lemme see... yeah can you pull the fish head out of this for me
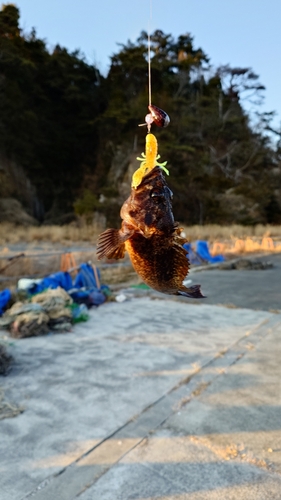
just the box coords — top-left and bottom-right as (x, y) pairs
(121, 166), (175, 234)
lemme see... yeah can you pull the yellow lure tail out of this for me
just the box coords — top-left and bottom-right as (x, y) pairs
(132, 133), (168, 189)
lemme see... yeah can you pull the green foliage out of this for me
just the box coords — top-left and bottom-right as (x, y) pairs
(0, 5), (280, 225)
(73, 190), (99, 216)
(0, 4), (104, 217)
(99, 29), (279, 225)
(0, 4), (20, 37)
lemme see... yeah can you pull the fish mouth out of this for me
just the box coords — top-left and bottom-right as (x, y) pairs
(135, 166), (166, 189)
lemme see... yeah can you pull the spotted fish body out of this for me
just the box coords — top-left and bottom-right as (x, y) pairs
(96, 166), (204, 299)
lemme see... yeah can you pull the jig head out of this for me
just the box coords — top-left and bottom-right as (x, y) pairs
(139, 104), (170, 132)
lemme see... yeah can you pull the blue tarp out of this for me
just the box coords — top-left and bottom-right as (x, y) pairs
(74, 263), (101, 289)
(196, 240), (225, 263)
(0, 289), (11, 316)
(71, 263), (109, 306)
(28, 271), (73, 295)
(70, 289), (106, 307)
(23, 264), (109, 307)
(183, 243), (204, 265)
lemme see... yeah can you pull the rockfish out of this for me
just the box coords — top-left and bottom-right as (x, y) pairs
(96, 165), (204, 299)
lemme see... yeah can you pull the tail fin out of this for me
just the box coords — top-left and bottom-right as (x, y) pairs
(178, 284), (206, 299)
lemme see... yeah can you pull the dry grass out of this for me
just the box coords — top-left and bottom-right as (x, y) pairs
(181, 224), (281, 242)
(181, 224), (281, 256)
(0, 222), (280, 247)
(0, 222), (104, 246)
(0, 222), (280, 290)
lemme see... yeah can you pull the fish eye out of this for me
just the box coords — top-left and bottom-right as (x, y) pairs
(151, 190), (165, 199)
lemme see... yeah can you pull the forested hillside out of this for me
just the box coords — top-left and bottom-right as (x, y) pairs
(0, 4), (281, 226)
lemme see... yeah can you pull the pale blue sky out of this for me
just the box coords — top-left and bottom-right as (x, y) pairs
(14, 0), (281, 131)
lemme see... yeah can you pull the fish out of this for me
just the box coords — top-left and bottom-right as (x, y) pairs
(96, 165), (205, 299)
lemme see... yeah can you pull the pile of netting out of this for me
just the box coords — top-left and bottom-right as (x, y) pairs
(0, 263), (111, 338)
(0, 287), (80, 338)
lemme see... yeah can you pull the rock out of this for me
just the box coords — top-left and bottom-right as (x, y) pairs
(218, 259), (273, 270)
(0, 345), (12, 375)
(0, 198), (38, 225)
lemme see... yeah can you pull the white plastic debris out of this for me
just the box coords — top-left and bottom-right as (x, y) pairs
(115, 293), (128, 303)
(183, 278), (192, 286)
(17, 278), (42, 290)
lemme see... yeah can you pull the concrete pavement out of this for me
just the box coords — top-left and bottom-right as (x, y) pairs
(188, 253), (281, 311)
(0, 255), (281, 499)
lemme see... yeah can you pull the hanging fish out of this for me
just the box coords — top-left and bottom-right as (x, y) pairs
(96, 133), (204, 299)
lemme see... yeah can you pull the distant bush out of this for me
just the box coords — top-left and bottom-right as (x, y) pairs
(74, 190), (100, 216)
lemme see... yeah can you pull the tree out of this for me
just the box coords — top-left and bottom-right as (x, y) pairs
(98, 30), (279, 225)
(0, 7), (279, 225)
(0, 4), (104, 217)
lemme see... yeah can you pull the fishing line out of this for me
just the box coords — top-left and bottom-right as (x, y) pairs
(148, 31), (151, 107)
(139, 0), (170, 132)
(148, 0), (152, 106)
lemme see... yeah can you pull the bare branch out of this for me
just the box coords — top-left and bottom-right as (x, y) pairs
(265, 126), (281, 137)
(209, 141), (237, 177)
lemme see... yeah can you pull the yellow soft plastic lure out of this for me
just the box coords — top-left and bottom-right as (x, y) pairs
(132, 133), (169, 189)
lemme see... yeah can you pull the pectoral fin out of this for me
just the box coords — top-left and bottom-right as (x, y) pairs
(96, 227), (133, 260)
(178, 284), (206, 299)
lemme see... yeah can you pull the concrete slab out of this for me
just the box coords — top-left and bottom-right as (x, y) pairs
(0, 298), (276, 500)
(188, 253), (281, 311)
(78, 318), (281, 500)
